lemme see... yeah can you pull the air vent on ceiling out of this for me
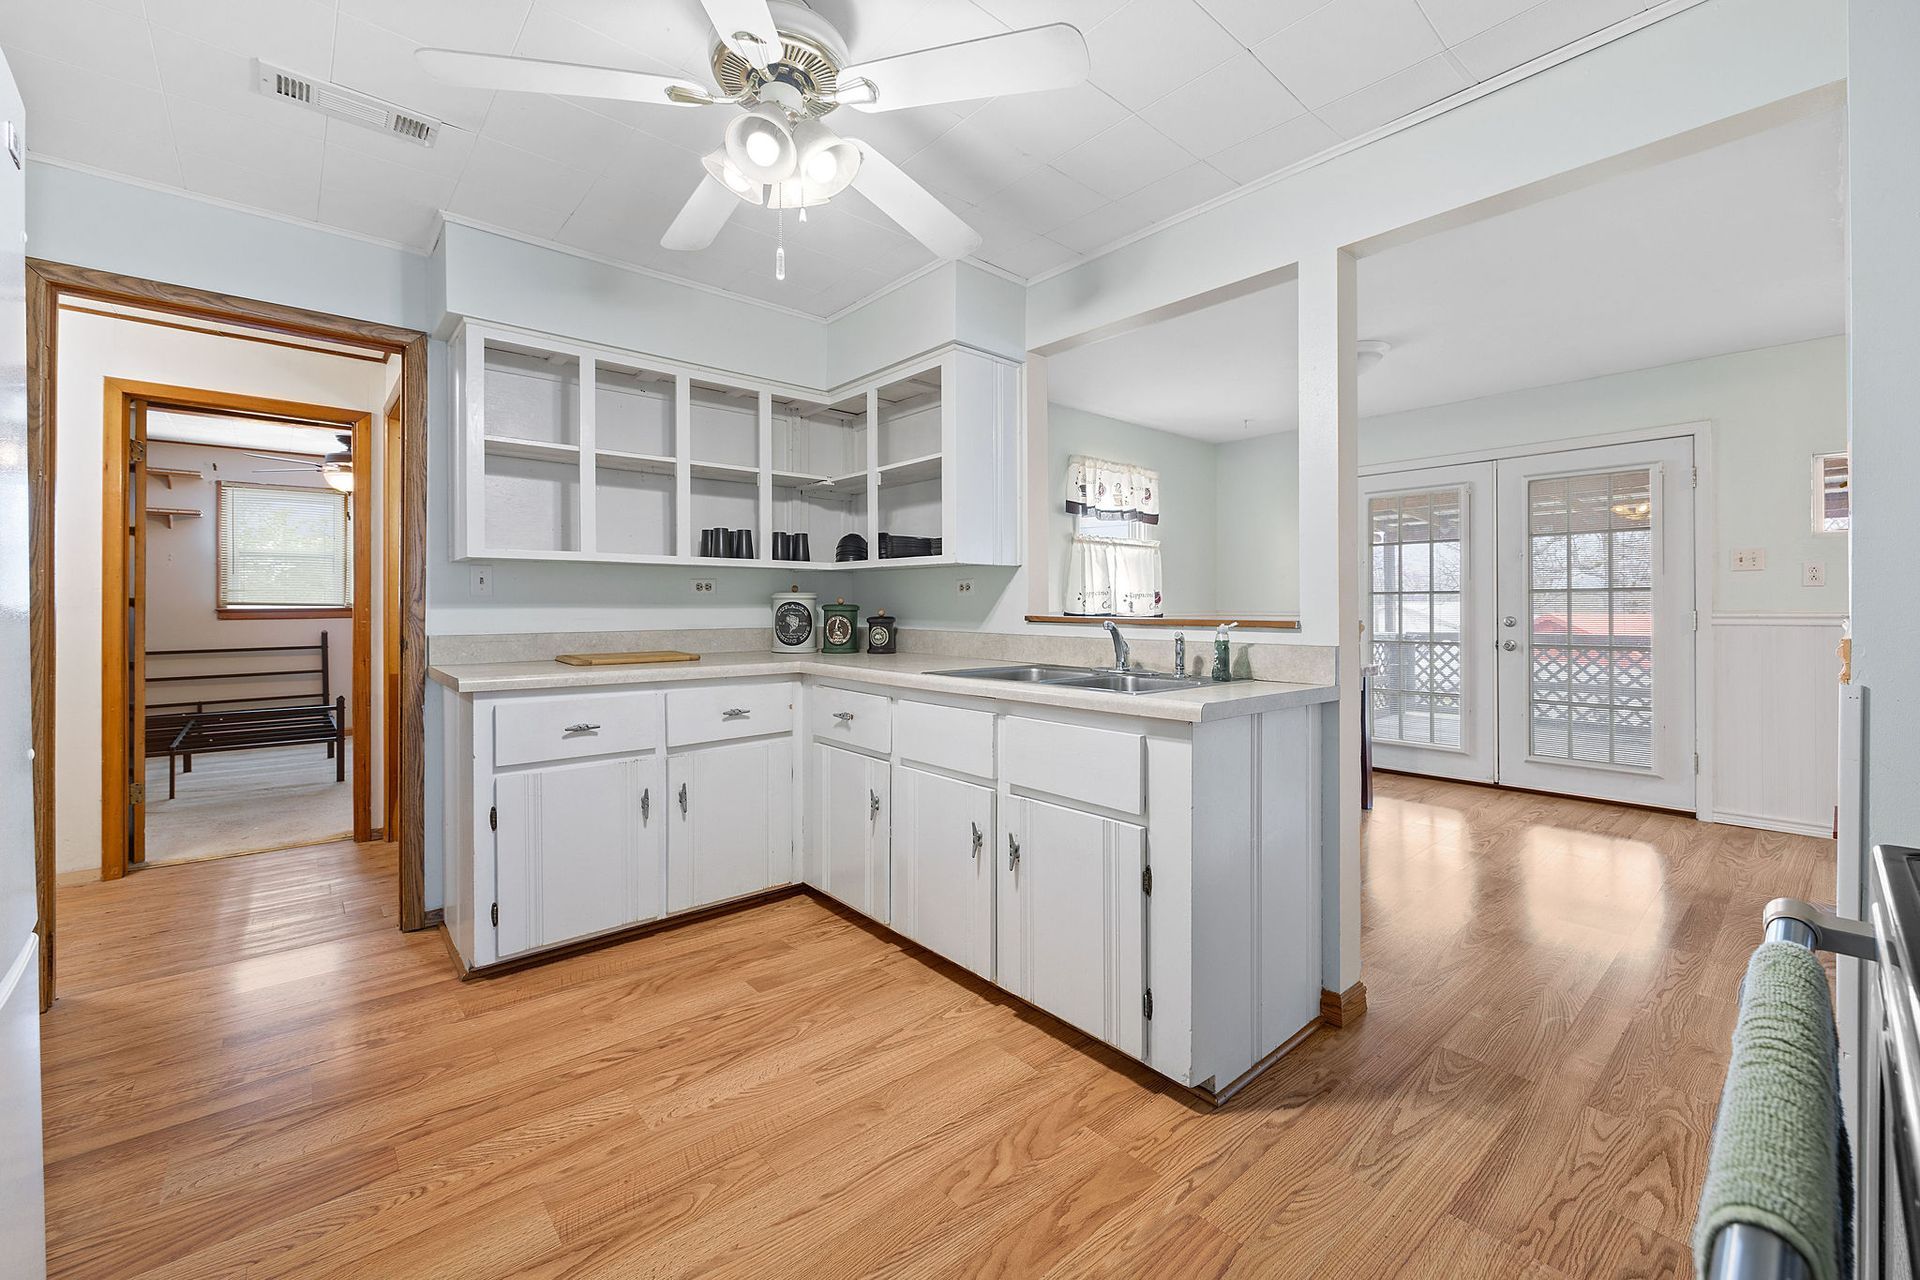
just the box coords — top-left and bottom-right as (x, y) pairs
(254, 59), (440, 148)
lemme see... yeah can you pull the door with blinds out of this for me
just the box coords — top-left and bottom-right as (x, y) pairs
(1364, 437), (1698, 811)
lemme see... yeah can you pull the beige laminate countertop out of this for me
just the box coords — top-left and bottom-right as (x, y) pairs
(427, 651), (1337, 724)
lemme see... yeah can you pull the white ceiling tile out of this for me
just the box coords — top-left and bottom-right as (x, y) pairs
(5, 47), (169, 137)
(529, 0), (714, 79)
(976, 234), (1079, 278)
(898, 118), (1042, 207)
(332, 14), (496, 132)
(813, 267), (899, 318)
(975, 165), (1107, 234)
(1451, 0), (1646, 81)
(1050, 116), (1194, 201)
(166, 95), (327, 186)
(1194, 0), (1335, 46)
(447, 135), (598, 238)
(556, 173), (683, 264)
(1139, 51), (1305, 159)
(23, 109), (181, 188)
(478, 92), (641, 177)
(807, 1), (1009, 65)
(957, 83), (1129, 166)
(0, 0), (160, 90)
(1313, 52), (1468, 138)
(337, 0), (535, 54)
(969, 0), (1131, 32)
(1253, 0), (1444, 107)
(323, 114), (477, 181)
(142, 0), (338, 74)
(831, 103), (964, 166)
(1206, 111), (1340, 182)
(1122, 160), (1236, 222)
(1412, 0), (1536, 44)
(147, 27), (327, 140)
(177, 146), (323, 222)
(317, 180), (443, 247)
(1046, 200), (1151, 253)
(1085, 0), (1242, 111)
(322, 128), (468, 206)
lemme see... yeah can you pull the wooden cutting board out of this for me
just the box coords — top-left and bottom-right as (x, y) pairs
(555, 651), (701, 666)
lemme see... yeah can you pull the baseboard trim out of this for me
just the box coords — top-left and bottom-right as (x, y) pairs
(1714, 810), (1835, 839)
(1320, 981), (1367, 1028)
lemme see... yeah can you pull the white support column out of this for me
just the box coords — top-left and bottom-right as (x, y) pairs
(1297, 247), (1362, 999)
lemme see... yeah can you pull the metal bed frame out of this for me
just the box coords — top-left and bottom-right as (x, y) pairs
(143, 632), (346, 800)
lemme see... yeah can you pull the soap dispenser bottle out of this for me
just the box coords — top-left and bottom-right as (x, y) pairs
(1211, 621), (1238, 682)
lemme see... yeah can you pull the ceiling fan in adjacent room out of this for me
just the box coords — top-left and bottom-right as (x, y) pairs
(417, 0), (1090, 276)
(248, 433), (355, 493)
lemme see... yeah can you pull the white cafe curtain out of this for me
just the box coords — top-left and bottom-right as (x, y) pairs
(1062, 455), (1160, 524)
(1064, 535), (1164, 617)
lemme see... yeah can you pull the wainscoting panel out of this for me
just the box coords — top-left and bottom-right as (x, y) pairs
(1712, 613), (1844, 837)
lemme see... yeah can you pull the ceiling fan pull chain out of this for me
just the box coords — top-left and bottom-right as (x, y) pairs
(775, 208), (786, 282)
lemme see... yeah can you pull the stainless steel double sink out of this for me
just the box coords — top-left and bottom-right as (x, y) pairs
(933, 664), (1209, 695)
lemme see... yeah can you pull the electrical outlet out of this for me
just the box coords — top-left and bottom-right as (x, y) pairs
(1731, 548), (1765, 572)
(691, 578), (716, 594)
(957, 578), (974, 595)
(468, 564), (493, 597)
(1802, 561), (1826, 587)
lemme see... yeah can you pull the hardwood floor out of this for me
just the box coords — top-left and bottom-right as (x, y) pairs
(40, 774), (1836, 1278)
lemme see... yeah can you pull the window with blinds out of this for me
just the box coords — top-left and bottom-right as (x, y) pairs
(1814, 452), (1849, 533)
(216, 482), (352, 611)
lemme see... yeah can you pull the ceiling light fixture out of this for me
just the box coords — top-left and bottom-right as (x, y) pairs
(723, 102), (797, 184)
(702, 150), (763, 202)
(322, 461), (355, 494)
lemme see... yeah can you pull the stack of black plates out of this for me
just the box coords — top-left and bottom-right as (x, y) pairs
(878, 533), (940, 559)
(835, 533), (868, 562)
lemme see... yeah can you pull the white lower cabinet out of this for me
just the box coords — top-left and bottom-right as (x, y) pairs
(494, 755), (663, 959)
(812, 742), (890, 923)
(667, 737), (793, 913)
(890, 767), (994, 978)
(998, 794), (1148, 1060)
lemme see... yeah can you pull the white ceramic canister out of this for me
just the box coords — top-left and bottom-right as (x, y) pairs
(771, 589), (818, 654)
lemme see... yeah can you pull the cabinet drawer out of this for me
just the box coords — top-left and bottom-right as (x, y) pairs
(811, 685), (891, 755)
(1001, 717), (1144, 815)
(897, 700), (994, 778)
(666, 681), (795, 748)
(493, 691), (659, 767)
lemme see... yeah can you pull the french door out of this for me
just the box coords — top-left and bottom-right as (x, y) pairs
(1364, 437), (1697, 811)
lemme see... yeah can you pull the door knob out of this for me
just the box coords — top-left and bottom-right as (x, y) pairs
(1501, 639), (1518, 652)
(1503, 615), (1518, 628)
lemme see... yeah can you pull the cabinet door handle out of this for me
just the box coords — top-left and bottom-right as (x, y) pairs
(1008, 834), (1021, 870)
(869, 790), (881, 821)
(641, 788), (650, 823)
(971, 822), (983, 858)
(722, 707), (750, 720)
(834, 711), (855, 723)
(564, 722), (600, 734)
(678, 782), (688, 815)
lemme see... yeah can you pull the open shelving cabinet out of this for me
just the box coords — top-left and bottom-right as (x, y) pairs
(453, 322), (1019, 570)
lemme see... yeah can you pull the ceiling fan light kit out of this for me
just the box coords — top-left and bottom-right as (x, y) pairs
(418, 0), (1090, 279)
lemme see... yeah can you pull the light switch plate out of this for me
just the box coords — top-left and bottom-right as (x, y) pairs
(468, 563), (493, 597)
(1802, 562), (1826, 587)
(1731, 548), (1765, 572)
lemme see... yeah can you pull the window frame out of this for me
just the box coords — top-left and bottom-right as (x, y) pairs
(1813, 451), (1850, 535)
(214, 480), (354, 620)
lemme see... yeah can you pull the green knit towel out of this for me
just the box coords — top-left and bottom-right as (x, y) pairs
(1693, 940), (1845, 1280)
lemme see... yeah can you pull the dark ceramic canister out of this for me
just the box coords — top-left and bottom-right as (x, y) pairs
(821, 598), (860, 654)
(865, 611), (897, 655)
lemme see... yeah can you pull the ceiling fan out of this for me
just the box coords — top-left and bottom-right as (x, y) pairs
(248, 433), (355, 493)
(417, 0), (1091, 275)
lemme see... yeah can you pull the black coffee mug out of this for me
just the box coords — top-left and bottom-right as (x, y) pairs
(698, 528), (715, 557)
(735, 529), (754, 560)
(773, 532), (792, 561)
(794, 533), (810, 561)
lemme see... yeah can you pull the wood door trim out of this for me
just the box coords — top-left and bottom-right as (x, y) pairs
(351, 411), (373, 843)
(57, 303), (391, 364)
(30, 258), (432, 1012)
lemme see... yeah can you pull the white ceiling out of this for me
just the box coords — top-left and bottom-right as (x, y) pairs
(1046, 104), (1848, 441)
(147, 411), (343, 455)
(0, 0), (1676, 318)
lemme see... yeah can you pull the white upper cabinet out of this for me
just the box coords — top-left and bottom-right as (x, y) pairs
(452, 322), (1018, 569)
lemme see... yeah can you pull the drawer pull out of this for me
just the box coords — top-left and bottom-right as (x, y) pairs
(834, 711), (855, 723)
(722, 707), (751, 720)
(971, 822), (983, 858)
(1008, 834), (1021, 870)
(678, 782), (688, 816)
(564, 722), (601, 734)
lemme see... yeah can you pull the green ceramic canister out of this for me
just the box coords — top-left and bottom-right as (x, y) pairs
(821, 598), (860, 654)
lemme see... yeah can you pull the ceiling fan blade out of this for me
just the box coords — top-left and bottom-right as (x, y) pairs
(848, 141), (980, 260)
(415, 49), (713, 106)
(251, 468), (323, 474)
(242, 451), (322, 464)
(838, 24), (1090, 113)
(662, 175), (741, 251)
(699, 0), (781, 71)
